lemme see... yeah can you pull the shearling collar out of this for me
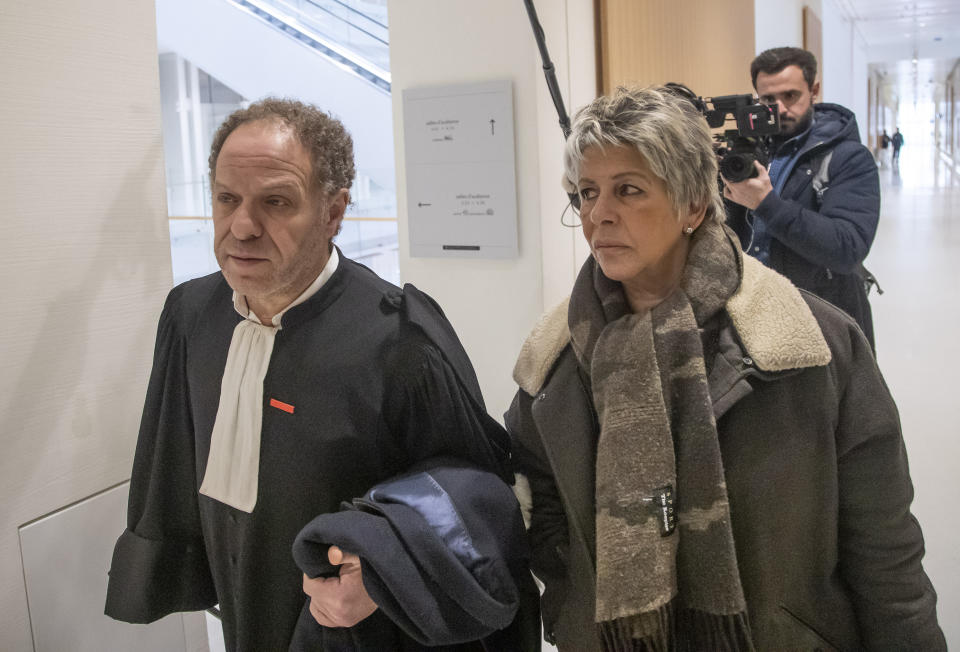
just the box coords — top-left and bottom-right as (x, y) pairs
(513, 256), (832, 396)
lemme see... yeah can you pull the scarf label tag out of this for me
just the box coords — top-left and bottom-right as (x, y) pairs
(648, 485), (676, 536)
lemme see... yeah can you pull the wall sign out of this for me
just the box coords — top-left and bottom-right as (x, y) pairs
(402, 80), (518, 258)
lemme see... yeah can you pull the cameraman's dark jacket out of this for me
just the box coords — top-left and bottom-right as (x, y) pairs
(726, 102), (880, 347)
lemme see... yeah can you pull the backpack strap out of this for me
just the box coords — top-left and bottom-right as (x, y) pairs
(811, 150), (833, 205)
(810, 149), (883, 296)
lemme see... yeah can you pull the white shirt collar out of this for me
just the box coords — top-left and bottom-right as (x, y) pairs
(231, 247), (340, 327)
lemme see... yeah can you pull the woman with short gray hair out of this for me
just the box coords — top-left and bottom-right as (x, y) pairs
(507, 85), (944, 651)
(563, 86), (724, 230)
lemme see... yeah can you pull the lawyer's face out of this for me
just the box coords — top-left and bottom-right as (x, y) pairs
(212, 120), (346, 318)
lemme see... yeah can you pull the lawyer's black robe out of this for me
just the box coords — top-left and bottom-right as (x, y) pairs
(105, 255), (513, 652)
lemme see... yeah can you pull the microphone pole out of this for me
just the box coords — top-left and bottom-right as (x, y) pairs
(523, 0), (572, 139)
(523, 0), (579, 210)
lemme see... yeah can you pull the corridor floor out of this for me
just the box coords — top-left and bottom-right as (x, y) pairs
(869, 142), (959, 644)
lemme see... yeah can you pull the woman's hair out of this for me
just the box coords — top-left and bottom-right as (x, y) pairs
(563, 85), (723, 224)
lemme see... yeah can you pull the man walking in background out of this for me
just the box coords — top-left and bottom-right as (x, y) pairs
(892, 127), (905, 162)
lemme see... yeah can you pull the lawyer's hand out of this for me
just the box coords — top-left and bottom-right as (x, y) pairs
(302, 546), (377, 628)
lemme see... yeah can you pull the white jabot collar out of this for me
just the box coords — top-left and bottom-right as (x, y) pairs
(231, 247), (340, 327)
(200, 248), (340, 512)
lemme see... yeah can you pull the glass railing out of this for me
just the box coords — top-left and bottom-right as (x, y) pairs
(281, 0), (388, 65)
(160, 4), (398, 287)
(227, 0), (390, 90)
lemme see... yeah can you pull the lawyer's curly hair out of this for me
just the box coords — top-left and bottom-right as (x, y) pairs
(208, 97), (355, 197)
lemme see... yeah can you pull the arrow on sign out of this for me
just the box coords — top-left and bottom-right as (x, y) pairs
(418, 202), (432, 207)
(490, 119), (495, 135)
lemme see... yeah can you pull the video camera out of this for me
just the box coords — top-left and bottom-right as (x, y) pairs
(702, 94), (781, 182)
(664, 84), (781, 182)
(523, 0), (781, 212)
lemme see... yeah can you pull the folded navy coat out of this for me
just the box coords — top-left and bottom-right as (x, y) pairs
(290, 462), (541, 651)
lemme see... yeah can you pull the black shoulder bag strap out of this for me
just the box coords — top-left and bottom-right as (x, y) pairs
(812, 150), (884, 295)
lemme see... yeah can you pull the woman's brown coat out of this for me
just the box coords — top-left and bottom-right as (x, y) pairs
(506, 256), (944, 651)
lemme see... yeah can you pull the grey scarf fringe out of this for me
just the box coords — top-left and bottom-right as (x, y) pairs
(597, 601), (756, 652)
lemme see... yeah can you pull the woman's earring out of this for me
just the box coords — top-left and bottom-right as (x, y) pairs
(683, 225), (694, 235)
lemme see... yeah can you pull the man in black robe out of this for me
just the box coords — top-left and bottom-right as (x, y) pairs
(104, 99), (536, 651)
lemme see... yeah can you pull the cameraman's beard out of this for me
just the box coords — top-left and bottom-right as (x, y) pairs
(777, 105), (815, 141)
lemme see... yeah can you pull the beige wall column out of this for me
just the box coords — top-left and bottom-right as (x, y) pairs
(0, 0), (174, 648)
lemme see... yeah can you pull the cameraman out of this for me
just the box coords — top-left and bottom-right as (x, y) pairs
(723, 47), (880, 349)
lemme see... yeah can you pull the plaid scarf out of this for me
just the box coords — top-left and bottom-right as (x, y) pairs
(568, 220), (755, 652)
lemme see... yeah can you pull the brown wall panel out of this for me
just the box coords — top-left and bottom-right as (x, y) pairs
(802, 6), (823, 92)
(598, 0), (756, 99)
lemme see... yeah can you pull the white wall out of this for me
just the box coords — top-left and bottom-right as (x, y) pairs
(820, 0), (869, 142)
(388, 0), (595, 419)
(531, 1), (597, 310)
(753, 0), (869, 142)
(0, 0), (178, 649)
(754, 0), (808, 58)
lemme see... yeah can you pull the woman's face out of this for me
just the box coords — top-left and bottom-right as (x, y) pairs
(577, 145), (703, 296)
